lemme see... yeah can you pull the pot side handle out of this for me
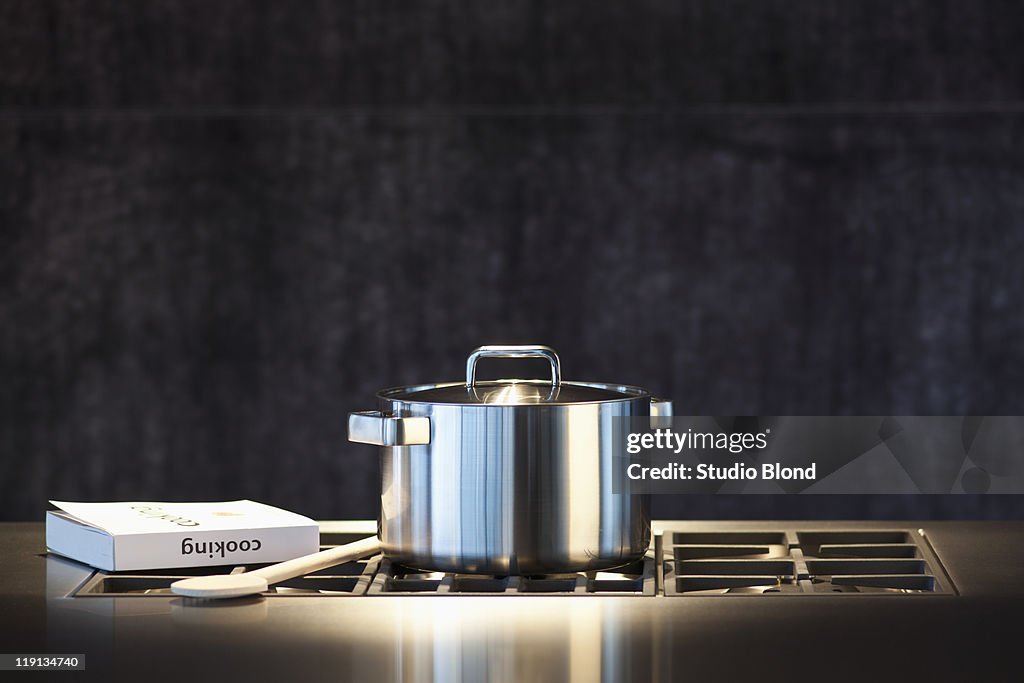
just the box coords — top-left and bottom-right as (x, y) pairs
(651, 397), (673, 428)
(348, 411), (431, 446)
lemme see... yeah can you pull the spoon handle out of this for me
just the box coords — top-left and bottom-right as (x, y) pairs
(248, 536), (381, 585)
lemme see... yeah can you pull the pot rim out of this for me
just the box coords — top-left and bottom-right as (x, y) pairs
(376, 379), (654, 407)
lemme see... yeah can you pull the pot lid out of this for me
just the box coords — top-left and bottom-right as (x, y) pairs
(383, 380), (645, 405)
(377, 345), (649, 406)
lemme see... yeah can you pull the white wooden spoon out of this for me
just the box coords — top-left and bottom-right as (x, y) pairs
(171, 535), (381, 599)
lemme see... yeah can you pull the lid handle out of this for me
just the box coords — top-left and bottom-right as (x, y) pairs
(466, 345), (561, 387)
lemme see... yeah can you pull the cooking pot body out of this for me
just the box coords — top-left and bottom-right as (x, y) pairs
(376, 394), (651, 575)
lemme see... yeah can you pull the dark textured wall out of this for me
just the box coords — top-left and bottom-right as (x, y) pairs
(2, 1), (1024, 521)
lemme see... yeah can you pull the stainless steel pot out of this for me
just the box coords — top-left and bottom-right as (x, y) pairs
(348, 345), (672, 575)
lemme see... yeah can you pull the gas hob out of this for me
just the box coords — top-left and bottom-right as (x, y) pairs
(66, 521), (955, 598)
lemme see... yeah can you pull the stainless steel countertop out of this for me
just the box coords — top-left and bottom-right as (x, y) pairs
(3, 520), (1023, 682)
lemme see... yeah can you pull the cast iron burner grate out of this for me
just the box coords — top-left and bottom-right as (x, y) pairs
(68, 527), (954, 598)
(367, 556), (655, 595)
(661, 529), (954, 595)
(72, 541), (655, 597)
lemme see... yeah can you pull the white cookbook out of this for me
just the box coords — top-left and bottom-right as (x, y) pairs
(46, 500), (320, 571)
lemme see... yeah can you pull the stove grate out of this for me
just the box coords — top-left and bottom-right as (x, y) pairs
(67, 527), (955, 598)
(661, 528), (954, 596)
(366, 557), (655, 595)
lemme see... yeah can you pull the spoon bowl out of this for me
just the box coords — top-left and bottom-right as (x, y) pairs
(171, 574), (270, 599)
